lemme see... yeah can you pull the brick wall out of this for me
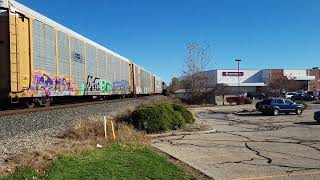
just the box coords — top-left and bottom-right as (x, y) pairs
(271, 69), (283, 80)
(308, 69), (320, 92)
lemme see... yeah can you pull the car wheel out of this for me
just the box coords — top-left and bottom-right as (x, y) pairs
(273, 109), (280, 116)
(255, 102), (261, 110)
(296, 108), (303, 115)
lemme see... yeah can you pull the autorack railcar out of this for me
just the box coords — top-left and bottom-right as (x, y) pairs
(0, 0), (163, 107)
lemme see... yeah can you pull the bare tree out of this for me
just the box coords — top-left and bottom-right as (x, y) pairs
(265, 76), (303, 96)
(215, 84), (230, 105)
(182, 42), (213, 103)
(168, 77), (182, 94)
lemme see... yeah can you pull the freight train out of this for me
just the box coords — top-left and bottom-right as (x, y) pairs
(0, 0), (165, 108)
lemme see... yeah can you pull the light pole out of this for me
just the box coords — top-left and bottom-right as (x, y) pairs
(235, 59), (242, 98)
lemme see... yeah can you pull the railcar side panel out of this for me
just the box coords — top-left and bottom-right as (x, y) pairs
(151, 75), (155, 94)
(111, 57), (129, 95)
(83, 44), (98, 95)
(140, 69), (151, 94)
(0, 9), (10, 99)
(56, 31), (73, 96)
(155, 76), (162, 94)
(30, 19), (56, 97)
(70, 36), (85, 96)
(97, 49), (111, 95)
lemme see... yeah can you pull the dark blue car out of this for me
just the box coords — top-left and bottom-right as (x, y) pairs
(256, 98), (304, 116)
(315, 111), (320, 123)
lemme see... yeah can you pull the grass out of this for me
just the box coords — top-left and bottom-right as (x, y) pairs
(2, 144), (195, 180)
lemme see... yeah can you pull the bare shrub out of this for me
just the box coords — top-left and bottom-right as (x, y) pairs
(60, 116), (147, 144)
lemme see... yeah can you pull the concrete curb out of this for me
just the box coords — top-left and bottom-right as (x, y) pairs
(147, 129), (217, 138)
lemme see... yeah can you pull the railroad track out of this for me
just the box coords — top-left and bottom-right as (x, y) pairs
(0, 96), (150, 117)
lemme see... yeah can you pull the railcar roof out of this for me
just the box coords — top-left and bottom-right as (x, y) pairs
(9, 0), (131, 63)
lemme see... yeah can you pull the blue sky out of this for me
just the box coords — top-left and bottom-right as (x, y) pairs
(18, 0), (320, 83)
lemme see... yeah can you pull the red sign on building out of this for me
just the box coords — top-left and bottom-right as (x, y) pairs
(222, 72), (244, 76)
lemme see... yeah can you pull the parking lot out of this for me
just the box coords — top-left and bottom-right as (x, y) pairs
(152, 103), (320, 180)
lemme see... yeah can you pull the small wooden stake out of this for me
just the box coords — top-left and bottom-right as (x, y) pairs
(110, 120), (116, 140)
(104, 116), (107, 139)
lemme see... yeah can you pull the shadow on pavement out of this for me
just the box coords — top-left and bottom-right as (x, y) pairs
(294, 121), (320, 125)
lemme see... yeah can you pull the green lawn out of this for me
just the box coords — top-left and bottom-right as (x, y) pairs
(2, 144), (195, 180)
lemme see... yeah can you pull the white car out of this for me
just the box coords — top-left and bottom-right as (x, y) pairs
(285, 92), (297, 99)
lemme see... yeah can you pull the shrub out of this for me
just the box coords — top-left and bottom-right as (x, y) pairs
(171, 111), (185, 130)
(171, 103), (195, 123)
(126, 102), (194, 133)
(244, 97), (253, 104)
(295, 101), (308, 110)
(226, 96), (245, 105)
(128, 104), (172, 133)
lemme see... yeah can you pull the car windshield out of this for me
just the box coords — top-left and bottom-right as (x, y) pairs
(288, 93), (296, 95)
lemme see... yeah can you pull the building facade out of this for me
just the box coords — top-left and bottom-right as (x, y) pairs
(206, 69), (320, 94)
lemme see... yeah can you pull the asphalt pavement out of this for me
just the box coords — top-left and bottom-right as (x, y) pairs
(152, 104), (320, 180)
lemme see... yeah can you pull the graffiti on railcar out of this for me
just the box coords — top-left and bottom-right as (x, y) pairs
(82, 75), (100, 95)
(100, 80), (112, 95)
(25, 70), (77, 97)
(82, 75), (113, 95)
(112, 80), (129, 94)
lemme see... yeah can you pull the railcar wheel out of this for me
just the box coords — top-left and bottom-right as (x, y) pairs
(25, 99), (35, 108)
(39, 97), (51, 107)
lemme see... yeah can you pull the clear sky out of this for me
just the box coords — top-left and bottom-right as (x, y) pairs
(17, 0), (320, 83)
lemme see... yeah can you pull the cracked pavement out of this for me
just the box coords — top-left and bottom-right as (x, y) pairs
(151, 104), (320, 180)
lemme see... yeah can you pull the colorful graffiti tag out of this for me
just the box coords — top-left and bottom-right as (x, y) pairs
(112, 80), (129, 94)
(100, 80), (112, 95)
(21, 71), (129, 97)
(82, 75), (113, 95)
(26, 70), (78, 97)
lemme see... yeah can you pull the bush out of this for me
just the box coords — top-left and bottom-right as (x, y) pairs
(226, 96), (245, 105)
(295, 101), (308, 110)
(128, 104), (171, 133)
(171, 103), (195, 123)
(244, 97), (253, 104)
(171, 111), (185, 130)
(126, 103), (194, 133)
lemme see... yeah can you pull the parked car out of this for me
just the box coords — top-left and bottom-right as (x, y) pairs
(247, 92), (267, 100)
(256, 98), (304, 116)
(314, 111), (320, 123)
(285, 92), (297, 99)
(291, 93), (315, 101)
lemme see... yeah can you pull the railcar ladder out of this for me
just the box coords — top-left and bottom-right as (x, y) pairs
(9, 14), (20, 102)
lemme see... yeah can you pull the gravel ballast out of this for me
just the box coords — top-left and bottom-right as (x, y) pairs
(0, 96), (166, 173)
